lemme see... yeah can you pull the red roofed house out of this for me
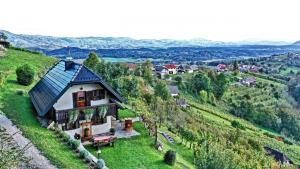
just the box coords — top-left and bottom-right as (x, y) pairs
(164, 64), (177, 74)
(125, 63), (137, 71)
(216, 64), (227, 72)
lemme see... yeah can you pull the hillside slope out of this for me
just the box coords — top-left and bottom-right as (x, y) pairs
(0, 49), (91, 168)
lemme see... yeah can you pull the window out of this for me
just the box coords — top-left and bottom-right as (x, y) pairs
(92, 89), (105, 100)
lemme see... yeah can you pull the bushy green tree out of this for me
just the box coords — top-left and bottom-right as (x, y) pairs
(191, 73), (211, 93)
(174, 76), (183, 85)
(213, 73), (229, 99)
(154, 80), (171, 100)
(141, 60), (154, 85)
(164, 150), (176, 166)
(83, 52), (100, 71)
(16, 64), (35, 86)
(199, 90), (208, 103)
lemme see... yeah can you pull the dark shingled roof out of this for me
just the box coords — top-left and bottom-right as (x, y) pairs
(168, 85), (179, 95)
(29, 60), (125, 117)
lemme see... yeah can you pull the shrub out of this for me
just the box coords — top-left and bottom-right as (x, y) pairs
(71, 140), (80, 150)
(283, 139), (293, 145)
(16, 89), (24, 95)
(79, 149), (88, 159)
(62, 133), (70, 142)
(96, 159), (106, 169)
(164, 150), (176, 166)
(248, 139), (262, 151)
(263, 132), (275, 138)
(58, 130), (65, 138)
(231, 120), (245, 130)
(16, 64), (35, 86)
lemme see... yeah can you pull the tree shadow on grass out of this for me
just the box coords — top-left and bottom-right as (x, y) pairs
(6, 79), (19, 85)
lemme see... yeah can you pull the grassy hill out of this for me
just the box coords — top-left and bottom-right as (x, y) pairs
(0, 48), (91, 168)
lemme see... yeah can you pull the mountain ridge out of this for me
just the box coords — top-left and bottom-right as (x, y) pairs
(0, 30), (294, 50)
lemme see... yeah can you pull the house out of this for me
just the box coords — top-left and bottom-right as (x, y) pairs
(177, 65), (193, 74)
(264, 146), (294, 165)
(155, 66), (168, 78)
(190, 65), (199, 71)
(164, 64), (177, 74)
(29, 60), (125, 140)
(216, 64), (227, 72)
(124, 63), (136, 71)
(168, 85), (179, 97)
(242, 77), (256, 86)
(176, 99), (188, 108)
(249, 66), (260, 73)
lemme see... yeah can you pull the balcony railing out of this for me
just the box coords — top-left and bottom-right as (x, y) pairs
(55, 103), (117, 124)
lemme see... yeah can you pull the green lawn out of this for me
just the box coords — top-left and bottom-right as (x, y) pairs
(86, 122), (177, 169)
(118, 108), (137, 119)
(0, 49), (88, 169)
(86, 122), (193, 169)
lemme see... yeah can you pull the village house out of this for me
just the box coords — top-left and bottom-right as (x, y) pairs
(164, 64), (177, 74)
(176, 99), (188, 108)
(168, 85), (179, 97)
(190, 64), (199, 71)
(239, 64), (260, 73)
(155, 65), (169, 78)
(29, 60), (125, 140)
(242, 77), (256, 86)
(124, 63), (136, 71)
(216, 64), (227, 72)
(177, 65), (193, 74)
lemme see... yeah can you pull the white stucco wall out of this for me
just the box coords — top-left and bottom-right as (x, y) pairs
(53, 83), (109, 111)
(64, 116), (112, 136)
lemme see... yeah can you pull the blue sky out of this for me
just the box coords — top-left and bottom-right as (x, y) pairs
(0, 0), (299, 42)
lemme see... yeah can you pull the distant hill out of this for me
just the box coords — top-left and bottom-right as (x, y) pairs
(293, 41), (300, 46)
(1, 30), (300, 62)
(0, 30), (293, 50)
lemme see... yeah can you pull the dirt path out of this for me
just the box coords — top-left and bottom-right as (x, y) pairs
(0, 113), (57, 169)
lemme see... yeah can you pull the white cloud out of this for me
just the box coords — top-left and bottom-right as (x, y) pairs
(0, 0), (299, 41)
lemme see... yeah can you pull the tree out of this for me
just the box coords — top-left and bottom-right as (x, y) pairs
(191, 73), (211, 94)
(164, 150), (176, 166)
(134, 65), (143, 76)
(141, 60), (154, 85)
(83, 52), (100, 71)
(213, 73), (229, 99)
(149, 97), (166, 144)
(154, 80), (171, 100)
(16, 64), (35, 86)
(233, 60), (239, 72)
(174, 76), (183, 85)
(199, 90), (208, 103)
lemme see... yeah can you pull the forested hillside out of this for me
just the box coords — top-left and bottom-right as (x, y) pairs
(1, 48), (300, 168)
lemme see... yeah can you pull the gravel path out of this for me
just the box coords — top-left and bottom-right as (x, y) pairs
(0, 114), (57, 169)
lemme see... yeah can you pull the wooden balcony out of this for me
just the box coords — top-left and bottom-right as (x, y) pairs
(55, 103), (117, 124)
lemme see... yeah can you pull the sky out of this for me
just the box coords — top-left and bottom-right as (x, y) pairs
(0, 0), (300, 42)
